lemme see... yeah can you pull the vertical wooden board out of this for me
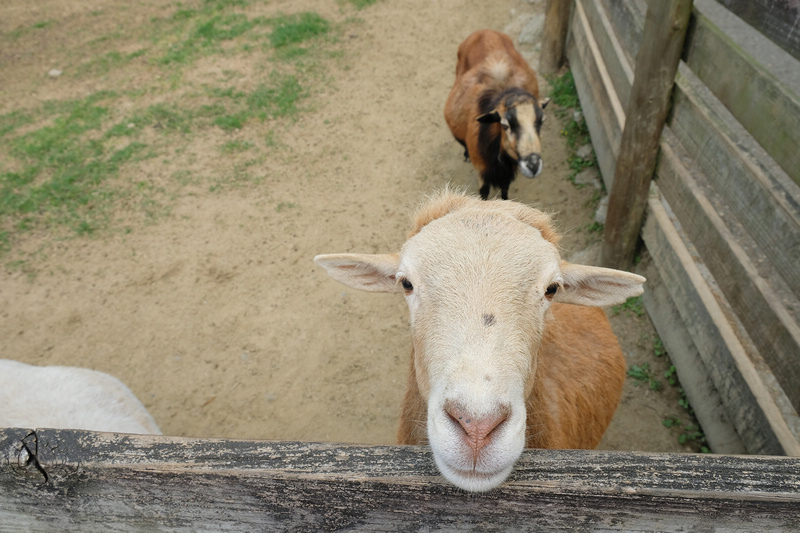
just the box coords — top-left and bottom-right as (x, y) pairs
(566, 0), (624, 189)
(580, 0), (634, 108)
(642, 193), (798, 456)
(539, 0), (573, 74)
(639, 260), (747, 454)
(600, 0), (692, 271)
(670, 64), (800, 301)
(656, 126), (800, 417)
(685, 1), (800, 186)
(597, 0), (646, 64)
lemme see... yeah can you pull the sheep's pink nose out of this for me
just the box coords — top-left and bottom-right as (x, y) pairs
(446, 403), (509, 455)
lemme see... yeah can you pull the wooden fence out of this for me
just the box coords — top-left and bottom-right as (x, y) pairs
(3, 3), (800, 530)
(549, 0), (800, 456)
(2, 428), (799, 531)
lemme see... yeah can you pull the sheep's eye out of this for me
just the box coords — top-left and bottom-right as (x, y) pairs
(400, 278), (414, 292)
(545, 283), (559, 300)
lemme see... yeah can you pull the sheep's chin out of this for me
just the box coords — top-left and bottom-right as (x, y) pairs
(432, 455), (515, 492)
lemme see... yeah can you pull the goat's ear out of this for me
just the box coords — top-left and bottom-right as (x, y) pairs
(554, 262), (645, 307)
(539, 97), (550, 110)
(314, 253), (402, 293)
(476, 111), (501, 124)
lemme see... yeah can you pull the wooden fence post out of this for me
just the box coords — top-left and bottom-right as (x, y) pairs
(540, 0), (574, 74)
(600, 0), (693, 270)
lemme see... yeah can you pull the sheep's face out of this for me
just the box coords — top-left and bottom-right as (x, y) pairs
(477, 94), (550, 179)
(396, 207), (559, 492)
(315, 192), (645, 492)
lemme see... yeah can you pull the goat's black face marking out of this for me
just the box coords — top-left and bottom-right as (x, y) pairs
(483, 313), (496, 327)
(534, 105), (544, 133)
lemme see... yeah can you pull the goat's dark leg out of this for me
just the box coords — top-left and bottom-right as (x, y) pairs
(501, 187), (509, 200)
(455, 138), (470, 162)
(479, 182), (491, 200)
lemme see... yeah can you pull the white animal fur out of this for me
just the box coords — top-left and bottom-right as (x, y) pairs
(0, 359), (161, 434)
(315, 190), (644, 492)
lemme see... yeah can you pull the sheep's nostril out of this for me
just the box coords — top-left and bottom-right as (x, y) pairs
(446, 403), (510, 454)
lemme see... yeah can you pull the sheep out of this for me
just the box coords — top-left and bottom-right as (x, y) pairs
(444, 29), (550, 200)
(0, 359), (161, 435)
(314, 190), (644, 492)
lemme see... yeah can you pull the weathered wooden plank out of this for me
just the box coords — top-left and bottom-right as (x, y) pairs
(2, 429), (800, 532)
(638, 258), (747, 455)
(539, 0), (573, 74)
(641, 190), (800, 456)
(657, 121), (800, 416)
(601, 0), (693, 270)
(715, 0), (800, 61)
(685, 0), (800, 186)
(597, 0), (646, 64)
(580, 0), (634, 109)
(565, 0), (624, 188)
(670, 62), (800, 299)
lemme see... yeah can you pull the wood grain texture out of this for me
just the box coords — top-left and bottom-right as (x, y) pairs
(641, 188), (800, 456)
(565, 0), (625, 189)
(600, 0), (692, 270)
(658, 112), (800, 417)
(686, 0), (800, 186)
(539, 0), (573, 74)
(670, 64), (800, 303)
(597, 0), (646, 63)
(2, 428), (800, 532)
(638, 258), (747, 455)
(581, 0), (634, 108)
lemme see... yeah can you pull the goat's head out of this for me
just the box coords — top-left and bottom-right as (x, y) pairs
(314, 191), (644, 492)
(477, 90), (550, 179)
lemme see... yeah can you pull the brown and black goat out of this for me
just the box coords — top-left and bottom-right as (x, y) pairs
(445, 29), (549, 200)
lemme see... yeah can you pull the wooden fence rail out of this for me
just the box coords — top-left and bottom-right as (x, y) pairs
(2, 428), (800, 532)
(553, 0), (800, 456)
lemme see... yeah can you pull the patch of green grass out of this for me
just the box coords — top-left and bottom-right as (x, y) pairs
(276, 201), (298, 212)
(214, 113), (247, 130)
(0, 110), (35, 138)
(548, 70), (580, 109)
(653, 337), (666, 357)
(0, 92), (152, 236)
(157, 11), (269, 65)
(76, 49), (148, 77)
(1, 3), (346, 260)
(347, 0), (379, 8)
(249, 73), (304, 119)
(650, 339), (711, 453)
(587, 221), (604, 234)
(269, 12), (329, 48)
(664, 364), (678, 387)
(220, 139), (253, 153)
(627, 362), (662, 391)
(663, 416), (709, 452)
(548, 70), (600, 188)
(612, 296), (645, 318)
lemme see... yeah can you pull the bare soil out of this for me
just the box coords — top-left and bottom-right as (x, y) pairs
(1, 0), (697, 452)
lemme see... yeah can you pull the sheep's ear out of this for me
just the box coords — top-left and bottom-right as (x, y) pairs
(554, 262), (645, 307)
(314, 253), (402, 293)
(476, 110), (501, 124)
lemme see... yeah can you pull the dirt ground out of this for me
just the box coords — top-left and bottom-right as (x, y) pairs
(1, 0), (697, 452)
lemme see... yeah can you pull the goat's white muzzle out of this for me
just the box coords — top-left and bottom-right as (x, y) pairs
(519, 154), (543, 179)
